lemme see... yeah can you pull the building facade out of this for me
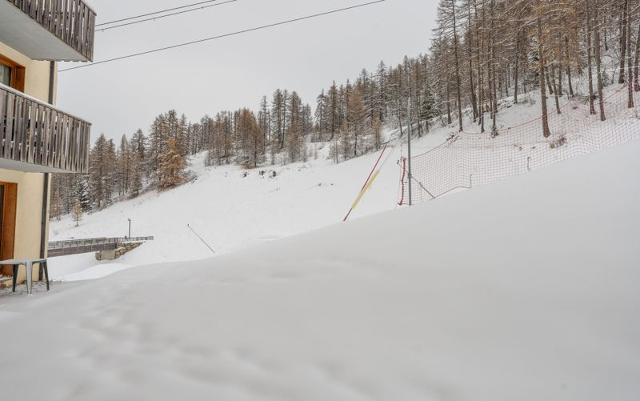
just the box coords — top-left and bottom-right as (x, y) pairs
(0, 0), (95, 282)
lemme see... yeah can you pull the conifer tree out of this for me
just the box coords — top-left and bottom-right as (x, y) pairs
(347, 88), (368, 157)
(72, 202), (83, 227)
(236, 109), (263, 168)
(53, 0), (639, 215)
(158, 137), (187, 189)
(117, 135), (131, 197)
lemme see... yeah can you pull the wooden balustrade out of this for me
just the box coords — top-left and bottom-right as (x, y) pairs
(0, 83), (90, 173)
(7, 0), (96, 61)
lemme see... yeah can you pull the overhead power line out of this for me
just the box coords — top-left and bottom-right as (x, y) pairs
(61, 0), (387, 72)
(97, 0), (238, 32)
(96, 0), (224, 27)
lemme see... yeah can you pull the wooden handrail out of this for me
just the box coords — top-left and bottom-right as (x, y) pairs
(0, 82), (91, 173)
(0, 82), (90, 124)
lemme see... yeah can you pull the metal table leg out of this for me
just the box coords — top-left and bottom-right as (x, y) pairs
(25, 261), (33, 295)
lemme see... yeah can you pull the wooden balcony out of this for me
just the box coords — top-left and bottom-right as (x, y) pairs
(0, 83), (90, 173)
(0, 0), (96, 62)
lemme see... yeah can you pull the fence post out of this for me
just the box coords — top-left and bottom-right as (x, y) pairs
(407, 98), (413, 206)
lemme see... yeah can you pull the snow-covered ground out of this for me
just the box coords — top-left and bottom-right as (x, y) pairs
(1, 135), (638, 401)
(47, 85), (640, 281)
(47, 126), (449, 281)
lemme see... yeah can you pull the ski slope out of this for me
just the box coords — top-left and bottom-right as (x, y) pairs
(48, 87), (639, 281)
(1, 134), (639, 401)
(47, 127), (449, 280)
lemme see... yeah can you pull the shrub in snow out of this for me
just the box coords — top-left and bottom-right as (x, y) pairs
(549, 136), (568, 149)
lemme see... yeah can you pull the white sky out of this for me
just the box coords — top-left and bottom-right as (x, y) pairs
(57, 0), (439, 141)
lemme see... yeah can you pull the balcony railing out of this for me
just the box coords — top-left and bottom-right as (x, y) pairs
(7, 0), (96, 61)
(0, 83), (90, 173)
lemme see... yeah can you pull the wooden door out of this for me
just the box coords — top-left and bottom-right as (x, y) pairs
(0, 183), (17, 275)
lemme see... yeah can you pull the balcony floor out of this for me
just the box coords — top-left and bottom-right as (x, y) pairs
(0, 157), (73, 173)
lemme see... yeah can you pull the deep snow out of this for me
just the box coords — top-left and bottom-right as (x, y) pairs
(0, 135), (638, 401)
(47, 126), (449, 281)
(47, 85), (640, 282)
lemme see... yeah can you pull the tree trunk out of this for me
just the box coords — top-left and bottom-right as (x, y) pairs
(490, 0), (497, 135)
(566, 66), (574, 97)
(514, 33), (520, 104)
(451, 0), (464, 132)
(397, 98), (404, 137)
(627, 0), (635, 108)
(604, 15), (609, 51)
(537, 13), (551, 138)
(468, 51), (478, 121)
(634, 22), (640, 91)
(619, 0), (628, 84)
(552, 64), (561, 114)
(565, 37), (575, 97)
(594, 0), (606, 121)
(506, 68), (510, 97)
(475, 0), (485, 133)
(586, 0), (596, 115)
(557, 36), (563, 98)
(446, 81), (452, 125)
(467, 9), (479, 121)
(545, 71), (554, 95)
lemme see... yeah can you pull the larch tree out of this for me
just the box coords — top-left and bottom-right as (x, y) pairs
(438, 0), (465, 132)
(54, 0), (640, 215)
(158, 137), (187, 190)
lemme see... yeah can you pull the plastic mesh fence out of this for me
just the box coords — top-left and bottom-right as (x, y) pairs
(399, 85), (640, 205)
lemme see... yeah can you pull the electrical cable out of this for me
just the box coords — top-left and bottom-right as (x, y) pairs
(97, 0), (238, 32)
(96, 0), (225, 27)
(60, 0), (387, 72)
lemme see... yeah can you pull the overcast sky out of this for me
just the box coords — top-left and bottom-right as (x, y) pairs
(57, 0), (438, 141)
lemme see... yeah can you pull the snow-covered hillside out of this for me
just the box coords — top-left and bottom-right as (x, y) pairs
(48, 125), (449, 280)
(48, 86), (639, 281)
(1, 134), (639, 401)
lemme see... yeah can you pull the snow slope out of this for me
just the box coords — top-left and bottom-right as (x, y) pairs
(47, 127), (449, 280)
(0, 136), (638, 401)
(48, 85), (639, 281)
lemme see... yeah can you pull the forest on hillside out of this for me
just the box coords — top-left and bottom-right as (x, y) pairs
(52, 0), (639, 219)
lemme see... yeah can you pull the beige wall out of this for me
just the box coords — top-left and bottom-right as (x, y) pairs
(0, 41), (56, 103)
(0, 42), (54, 282)
(0, 169), (49, 281)
(0, 169), (47, 257)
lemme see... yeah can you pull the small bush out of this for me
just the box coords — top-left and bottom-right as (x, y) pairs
(549, 136), (568, 149)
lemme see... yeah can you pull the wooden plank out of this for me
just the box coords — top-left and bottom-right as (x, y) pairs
(4, 93), (14, 159)
(26, 100), (35, 163)
(12, 95), (21, 161)
(49, 109), (57, 166)
(53, 0), (60, 36)
(0, 91), (6, 157)
(34, 103), (43, 164)
(42, 107), (50, 166)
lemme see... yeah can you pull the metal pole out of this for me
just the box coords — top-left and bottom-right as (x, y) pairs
(41, 61), (55, 260)
(187, 224), (216, 255)
(407, 98), (413, 206)
(40, 173), (49, 259)
(127, 218), (131, 238)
